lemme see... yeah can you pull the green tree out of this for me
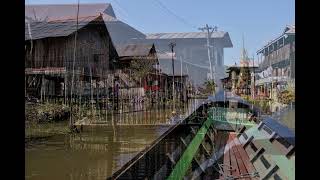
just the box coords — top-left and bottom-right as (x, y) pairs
(204, 80), (216, 94)
(278, 80), (295, 104)
(237, 67), (251, 92)
(130, 58), (155, 82)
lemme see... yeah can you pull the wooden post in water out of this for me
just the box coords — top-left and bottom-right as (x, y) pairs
(96, 80), (100, 121)
(112, 75), (115, 111)
(89, 58), (94, 118)
(169, 42), (176, 112)
(105, 77), (108, 122)
(69, 0), (80, 127)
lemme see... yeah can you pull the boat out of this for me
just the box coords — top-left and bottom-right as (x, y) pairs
(107, 91), (295, 179)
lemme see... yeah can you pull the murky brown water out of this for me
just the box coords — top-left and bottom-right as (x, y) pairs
(274, 106), (295, 132)
(25, 99), (205, 180)
(26, 126), (169, 180)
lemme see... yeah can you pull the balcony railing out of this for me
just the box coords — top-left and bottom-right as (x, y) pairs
(255, 76), (291, 85)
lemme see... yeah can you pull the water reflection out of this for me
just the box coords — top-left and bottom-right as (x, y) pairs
(272, 105), (295, 132)
(26, 99), (205, 180)
(91, 99), (203, 125)
(26, 126), (169, 180)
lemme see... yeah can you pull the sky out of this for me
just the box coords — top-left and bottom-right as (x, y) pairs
(25, 0), (295, 66)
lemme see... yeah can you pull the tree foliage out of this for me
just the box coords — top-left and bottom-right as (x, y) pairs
(278, 89), (295, 104)
(130, 58), (155, 82)
(237, 67), (251, 89)
(278, 80), (295, 104)
(204, 80), (216, 94)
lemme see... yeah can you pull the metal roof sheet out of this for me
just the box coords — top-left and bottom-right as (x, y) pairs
(284, 25), (295, 34)
(115, 44), (154, 57)
(145, 31), (226, 39)
(25, 15), (102, 40)
(25, 3), (116, 21)
(145, 31), (233, 48)
(25, 4), (146, 45)
(257, 24), (295, 54)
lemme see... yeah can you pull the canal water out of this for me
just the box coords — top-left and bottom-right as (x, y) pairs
(272, 104), (295, 132)
(25, 99), (205, 180)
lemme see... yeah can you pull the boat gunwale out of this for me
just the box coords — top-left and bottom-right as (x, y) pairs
(108, 103), (207, 179)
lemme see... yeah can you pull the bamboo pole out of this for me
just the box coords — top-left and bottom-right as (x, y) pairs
(79, 76), (82, 120)
(90, 58), (94, 119)
(105, 77), (108, 122)
(97, 79), (101, 121)
(69, 0), (80, 127)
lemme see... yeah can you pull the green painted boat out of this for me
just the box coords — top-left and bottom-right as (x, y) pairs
(108, 92), (295, 180)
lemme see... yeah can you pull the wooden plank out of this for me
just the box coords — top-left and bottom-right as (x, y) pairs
(233, 138), (257, 176)
(229, 133), (240, 178)
(271, 136), (295, 157)
(153, 165), (167, 180)
(200, 142), (210, 156)
(218, 131), (228, 150)
(230, 138), (251, 180)
(250, 147), (265, 163)
(214, 131), (222, 150)
(251, 132), (295, 180)
(256, 130), (295, 165)
(220, 133), (232, 179)
(205, 130), (214, 145)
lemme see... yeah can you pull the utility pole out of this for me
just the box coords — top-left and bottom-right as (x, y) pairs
(169, 42), (176, 112)
(199, 24), (218, 93)
(252, 54), (255, 100)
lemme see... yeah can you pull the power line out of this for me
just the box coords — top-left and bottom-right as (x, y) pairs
(152, 0), (197, 30)
(111, 0), (146, 32)
(112, 0), (130, 18)
(111, 0), (130, 23)
(154, 48), (210, 69)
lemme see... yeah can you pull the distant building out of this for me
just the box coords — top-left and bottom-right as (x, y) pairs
(221, 38), (258, 96)
(25, 3), (145, 45)
(25, 4), (156, 101)
(25, 3), (233, 100)
(139, 32), (233, 86)
(222, 65), (258, 95)
(255, 25), (295, 98)
(25, 15), (118, 98)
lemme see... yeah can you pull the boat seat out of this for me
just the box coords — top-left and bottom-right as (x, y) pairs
(219, 132), (259, 180)
(264, 130), (295, 158)
(238, 122), (295, 180)
(258, 122), (295, 158)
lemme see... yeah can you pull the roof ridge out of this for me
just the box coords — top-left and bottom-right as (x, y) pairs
(26, 3), (110, 6)
(145, 31), (225, 34)
(47, 14), (101, 22)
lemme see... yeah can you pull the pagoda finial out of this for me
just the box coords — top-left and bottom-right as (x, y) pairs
(240, 34), (250, 67)
(242, 33), (245, 51)
(240, 33), (246, 61)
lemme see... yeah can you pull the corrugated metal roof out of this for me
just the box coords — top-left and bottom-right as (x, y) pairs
(25, 3), (116, 21)
(145, 31), (227, 39)
(25, 15), (102, 40)
(257, 25), (295, 54)
(144, 31), (233, 48)
(284, 25), (295, 34)
(115, 44), (154, 57)
(104, 18), (146, 45)
(25, 4), (146, 45)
